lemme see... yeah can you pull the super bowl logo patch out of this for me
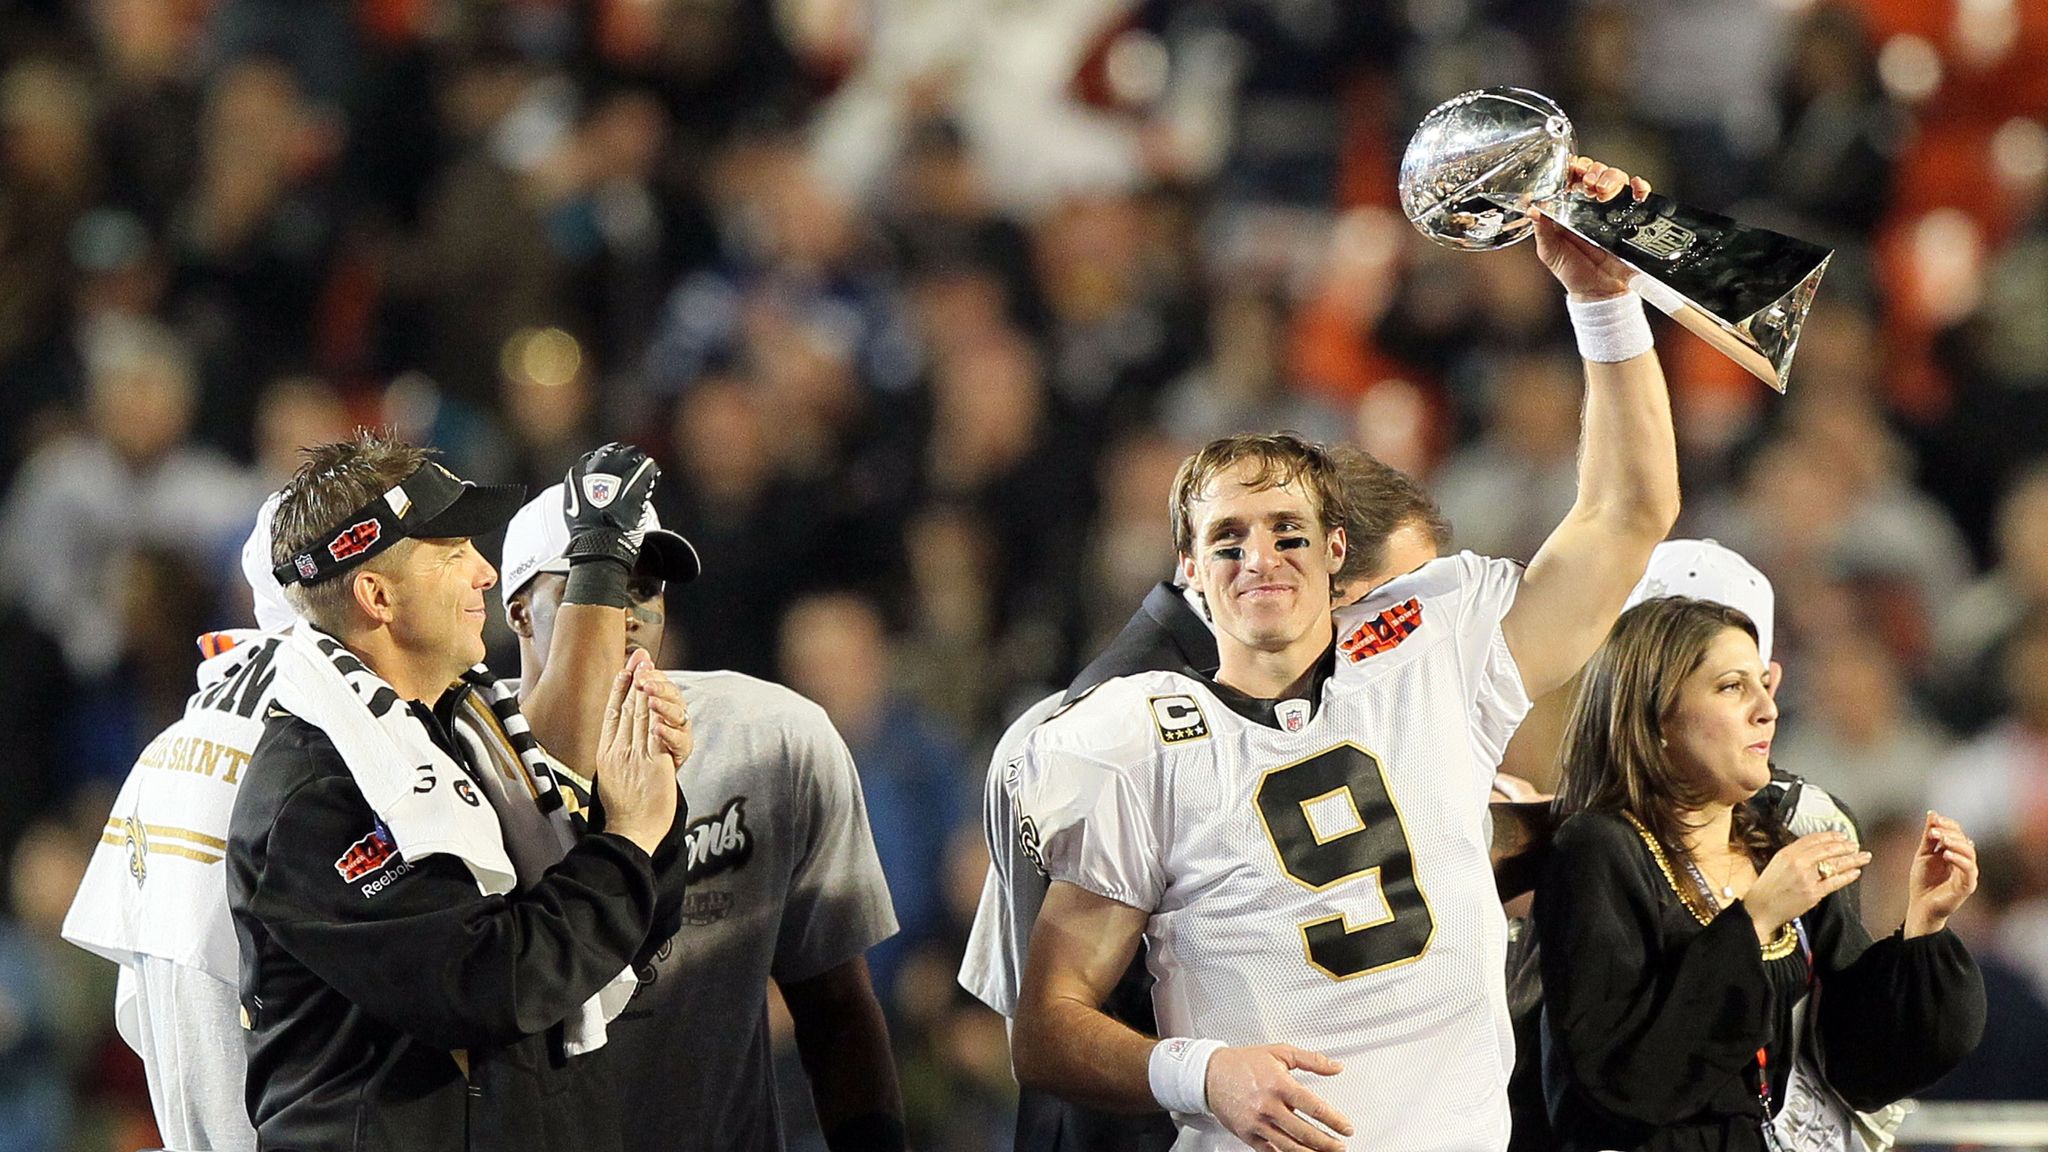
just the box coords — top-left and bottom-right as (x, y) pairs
(1149, 694), (1209, 744)
(1341, 598), (1422, 662)
(1622, 215), (1696, 261)
(327, 518), (382, 562)
(582, 472), (620, 508)
(334, 823), (399, 883)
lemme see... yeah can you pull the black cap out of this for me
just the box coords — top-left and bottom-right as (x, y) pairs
(273, 462), (525, 587)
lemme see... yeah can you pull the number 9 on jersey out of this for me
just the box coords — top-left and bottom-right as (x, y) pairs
(1255, 743), (1435, 980)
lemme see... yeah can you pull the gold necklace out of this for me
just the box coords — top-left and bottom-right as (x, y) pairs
(1623, 813), (1797, 960)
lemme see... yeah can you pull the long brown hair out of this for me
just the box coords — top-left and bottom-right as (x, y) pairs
(1554, 596), (1786, 874)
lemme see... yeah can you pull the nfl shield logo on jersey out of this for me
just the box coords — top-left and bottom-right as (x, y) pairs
(1276, 699), (1310, 733)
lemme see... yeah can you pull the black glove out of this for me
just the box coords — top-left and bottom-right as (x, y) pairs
(562, 443), (660, 606)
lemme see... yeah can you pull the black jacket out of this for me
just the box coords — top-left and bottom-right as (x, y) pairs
(1535, 810), (1984, 1152)
(227, 689), (688, 1152)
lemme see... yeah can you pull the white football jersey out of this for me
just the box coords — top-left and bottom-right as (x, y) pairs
(1014, 553), (1531, 1152)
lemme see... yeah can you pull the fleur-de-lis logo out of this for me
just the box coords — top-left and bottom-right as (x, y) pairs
(123, 815), (149, 884)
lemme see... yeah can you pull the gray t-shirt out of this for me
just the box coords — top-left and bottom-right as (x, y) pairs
(604, 670), (897, 1152)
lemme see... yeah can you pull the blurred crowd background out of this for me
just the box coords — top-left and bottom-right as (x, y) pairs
(2, 0), (2047, 1148)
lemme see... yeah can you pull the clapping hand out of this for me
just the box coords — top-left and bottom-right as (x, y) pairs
(1905, 811), (1979, 938)
(593, 649), (686, 855)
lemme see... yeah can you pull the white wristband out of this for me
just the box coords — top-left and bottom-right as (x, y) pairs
(1149, 1037), (1225, 1115)
(1566, 290), (1653, 363)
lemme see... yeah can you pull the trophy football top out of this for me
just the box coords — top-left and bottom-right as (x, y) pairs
(1399, 87), (1576, 252)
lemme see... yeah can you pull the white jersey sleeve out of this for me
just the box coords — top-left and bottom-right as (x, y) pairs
(959, 692), (1063, 1017)
(1011, 683), (1168, 913)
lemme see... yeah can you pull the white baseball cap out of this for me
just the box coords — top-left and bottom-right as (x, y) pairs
(499, 482), (701, 601)
(1624, 539), (1775, 663)
(242, 490), (301, 631)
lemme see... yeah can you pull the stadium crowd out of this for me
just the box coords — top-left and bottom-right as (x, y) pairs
(0, 0), (2045, 1148)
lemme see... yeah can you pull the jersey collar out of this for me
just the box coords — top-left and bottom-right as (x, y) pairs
(1199, 642), (1339, 731)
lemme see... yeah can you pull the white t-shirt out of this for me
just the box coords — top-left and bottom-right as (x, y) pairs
(1013, 553), (1530, 1152)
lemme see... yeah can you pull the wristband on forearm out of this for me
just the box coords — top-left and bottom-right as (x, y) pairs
(562, 552), (632, 608)
(1149, 1036), (1224, 1115)
(1566, 290), (1653, 363)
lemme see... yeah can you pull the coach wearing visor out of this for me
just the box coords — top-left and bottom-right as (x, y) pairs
(226, 431), (691, 1152)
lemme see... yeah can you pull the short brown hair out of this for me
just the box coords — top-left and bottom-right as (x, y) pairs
(1554, 597), (1785, 873)
(1328, 446), (1451, 587)
(1170, 432), (1346, 557)
(271, 429), (432, 631)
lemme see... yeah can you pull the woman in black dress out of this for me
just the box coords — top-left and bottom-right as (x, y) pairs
(1536, 596), (1985, 1152)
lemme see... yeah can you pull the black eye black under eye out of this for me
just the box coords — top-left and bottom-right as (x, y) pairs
(1275, 536), (1310, 551)
(1214, 547), (1244, 561)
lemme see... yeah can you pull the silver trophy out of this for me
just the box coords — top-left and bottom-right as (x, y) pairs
(1398, 87), (1831, 393)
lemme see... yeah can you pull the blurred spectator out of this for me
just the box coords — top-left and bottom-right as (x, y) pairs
(0, 825), (76, 1152)
(1772, 633), (1954, 817)
(1078, 430), (1194, 660)
(896, 501), (1005, 735)
(0, 58), (99, 368)
(1935, 462), (2048, 731)
(399, 47), (562, 404)
(882, 116), (1043, 334)
(778, 591), (968, 1015)
(493, 327), (598, 492)
(1162, 287), (1347, 444)
(923, 327), (1088, 626)
(1034, 192), (1199, 422)
(1625, 0), (1795, 208)
(1760, 4), (1903, 240)
(1430, 349), (1582, 561)
(82, 0), (204, 231)
(808, 0), (1145, 212)
(251, 374), (350, 487)
(552, 86), (708, 377)
(647, 127), (920, 399)
(170, 53), (341, 449)
(1929, 607), (2048, 901)
(0, 316), (258, 683)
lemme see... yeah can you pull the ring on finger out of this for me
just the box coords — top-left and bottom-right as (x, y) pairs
(1817, 860), (1837, 880)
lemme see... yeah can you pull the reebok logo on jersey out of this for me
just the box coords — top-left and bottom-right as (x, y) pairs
(1341, 598), (1422, 662)
(335, 823), (399, 883)
(1149, 694), (1210, 744)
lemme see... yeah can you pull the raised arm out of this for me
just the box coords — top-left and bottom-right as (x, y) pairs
(1504, 159), (1681, 700)
(520, 444), (661, 772)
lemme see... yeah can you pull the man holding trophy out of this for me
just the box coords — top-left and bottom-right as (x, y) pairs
(1003, 88), (1841, 1152)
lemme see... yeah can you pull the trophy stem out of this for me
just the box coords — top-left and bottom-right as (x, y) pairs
(1533, 192), (1834, 393)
